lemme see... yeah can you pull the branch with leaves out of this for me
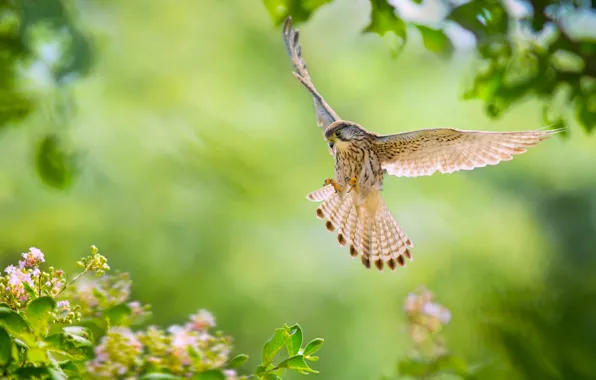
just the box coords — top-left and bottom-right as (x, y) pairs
(264, 0), (596, 133)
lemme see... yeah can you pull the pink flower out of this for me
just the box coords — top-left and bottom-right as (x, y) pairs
(187, 309), (216, 331)
(128, 301), (143, 316)
(223, 369), (238, 380)
(422, 302), (451, 324)
(20, 247), (45, 268)
(4, 265), (16, 274)
(168, 325), (198, 365)
(57, 300), (70, 310)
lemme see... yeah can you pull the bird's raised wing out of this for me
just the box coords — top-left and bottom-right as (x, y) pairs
(282, 16), (340, 133)
(375, 128), (560, 178)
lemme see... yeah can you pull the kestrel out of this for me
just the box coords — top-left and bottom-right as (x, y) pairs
(282, 16), (560, 272)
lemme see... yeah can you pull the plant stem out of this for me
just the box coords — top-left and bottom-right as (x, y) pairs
(55, 263), (93, 296)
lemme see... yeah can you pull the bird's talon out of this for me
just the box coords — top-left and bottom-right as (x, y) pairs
(346, 177), (358, 193)
(324, 178), (343, 193)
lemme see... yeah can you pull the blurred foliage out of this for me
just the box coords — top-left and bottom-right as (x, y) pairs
(0, 0), (93, 189)
(263, 0), (596, 133)
(0, 1), (595, 380)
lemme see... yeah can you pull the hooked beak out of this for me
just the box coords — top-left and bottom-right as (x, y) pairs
(327, 136), (336, 149)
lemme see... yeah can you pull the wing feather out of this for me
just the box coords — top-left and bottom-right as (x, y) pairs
(375, 128), (561, 178)
(282, 16), (340, 135)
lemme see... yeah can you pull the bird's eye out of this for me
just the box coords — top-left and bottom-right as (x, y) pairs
(335, 130), (342, 137)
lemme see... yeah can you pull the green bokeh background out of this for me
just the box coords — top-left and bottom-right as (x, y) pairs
(1, 1), (595, 379)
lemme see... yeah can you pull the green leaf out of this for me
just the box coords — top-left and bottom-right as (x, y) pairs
(0, 326), (13, 367)
(58, 360), (80, 376)
(447, 0), (508, 40)
(15, 366), (50, 378)
(193, 370), (226, 380)
(104, 303), (133, 326)
(263, 374), (281, 380)
(285, 324), (302, 356)
(303, 338), (324, 356)
(276, 355), (319, 374)
(26, 296), (56, 327)
(45, 332), (94, 360)
(262, 0), (333, 25)
(227, 353), (249, 368)
(576, 94), (596, 132)
(63, 326), (92, 339)
(48, 367), (68, 380)
(398, 358), (431, 376)
(262, 327), (291, 366)
(35, 134), (77, 190)
(255, 364), (268, 375)
(434, 354), (469, 376)
(22, 281), (38, 299)
(140, 373), (183, 380)
(0, 307), (31, 336)
(364, 0), (406, 42)
(416, 25), (454, 58)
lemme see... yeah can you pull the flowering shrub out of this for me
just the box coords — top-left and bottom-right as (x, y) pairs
(385, 286), (480, 380)
(0, 246), (324, 379)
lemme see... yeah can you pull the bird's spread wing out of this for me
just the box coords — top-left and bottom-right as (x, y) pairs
(282, 16), (340, 133)
(376, 128), (560, 178)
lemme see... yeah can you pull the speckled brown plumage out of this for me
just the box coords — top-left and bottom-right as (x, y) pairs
(284, 16), (560, 272)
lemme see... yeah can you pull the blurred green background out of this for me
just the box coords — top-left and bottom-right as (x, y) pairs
(1, 0), (596, 379)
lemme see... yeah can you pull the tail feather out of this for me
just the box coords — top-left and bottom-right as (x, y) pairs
(328, 195), (351, 233)
(307, 185), (414, 271)
(346, 207), (359, 257)
(307, 184), (335, 202)
(337, 196), (355, 246)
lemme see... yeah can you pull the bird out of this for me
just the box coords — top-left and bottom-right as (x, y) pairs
(281, 16), (561, 272)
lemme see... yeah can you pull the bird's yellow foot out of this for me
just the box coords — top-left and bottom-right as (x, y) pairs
(324, 178), (343, 193)
(345, 177), (359, 193)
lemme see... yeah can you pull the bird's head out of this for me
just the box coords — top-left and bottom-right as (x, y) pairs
(324, 121), (368, 150)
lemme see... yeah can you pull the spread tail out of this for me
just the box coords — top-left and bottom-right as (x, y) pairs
(308, 186), (413, 271)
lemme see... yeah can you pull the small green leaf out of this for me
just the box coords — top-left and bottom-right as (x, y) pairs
(193, 370), (226, 380)
(263, 374), (281, 380)
(262, 327), (291, 366)
(35, 133), (77, 190)
(45, 332), (94, 360)
(58, 360), (80, 376)
(48, 367), (68, 380)
(306, 355), (319, 362)
(26, 296), (56, 326)
(416, 25), (454, 58)
(15, 366), (50, 378)
(63, 326), (91, 339)
(22, 281), (38, 299)
(104, 303), (133, 326)
(364, 0), (406, 43)
(0, 326), (13, 367)
(0, 307), (31, 336)
(276, 355), (319, 374)
(255, 364), (268, 375)
(286, 324), (302, 356)
(227, 353), (249, 368)
(139, 374), (183, 380)
(303, 338), (324, 356)
(398, 358), (431, 376)
(434, 354), (469, 376)
(263, 0), (333, 25)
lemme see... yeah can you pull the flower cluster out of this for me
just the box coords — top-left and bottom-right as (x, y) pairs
(1, 247), (59, 309)
(86, 309), (236, 379)
(403, 286), (452, 357)
(63, 272), (151, 325)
